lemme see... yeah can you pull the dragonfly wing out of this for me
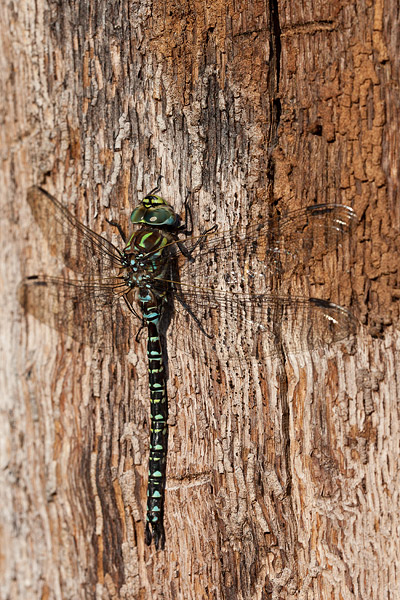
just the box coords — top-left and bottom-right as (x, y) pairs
(273, 203), (358, 271)
(177, 203), (357, 283)
(27, 186), (123, 275)
(170, 289), (357, 364)
(277, 203), (357, 237)
(18, 275), (134, 351)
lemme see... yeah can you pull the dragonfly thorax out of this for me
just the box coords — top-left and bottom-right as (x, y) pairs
(122, 227), (171, 292)
(125, 228), (169, 256)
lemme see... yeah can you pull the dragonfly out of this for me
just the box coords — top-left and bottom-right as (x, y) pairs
(18, 181), (358, 549)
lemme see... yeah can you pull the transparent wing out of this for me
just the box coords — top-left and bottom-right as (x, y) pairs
(18, 274), (134, 351)
(177, 203), (357, 283)
(162, 203), (357, 362)
(20, 191), (357, 359)
(169, 289), (358, 364)
(21, 187), (136, 349)
(26, 186), (124, 275)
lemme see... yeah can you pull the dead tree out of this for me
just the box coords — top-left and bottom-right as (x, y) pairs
(1, 1), (399, 598)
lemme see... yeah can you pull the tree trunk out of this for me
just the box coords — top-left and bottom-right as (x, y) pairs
(1, 1), (399, 599)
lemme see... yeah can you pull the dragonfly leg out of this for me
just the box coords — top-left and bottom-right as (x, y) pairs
(179, 189), (193, 235)
(176, 217), (219, 262)
(177, 223), (219, 263)
(176, 240), (196, 262)
(106, 218), (127, 243)
(176, 189), (219, 258)
(135, 321), (146, 343)
(189, 224), (219, 254)
(174, 294), (213, 339)
(123, 295), (141, 320)
(148, 174), (163, 196)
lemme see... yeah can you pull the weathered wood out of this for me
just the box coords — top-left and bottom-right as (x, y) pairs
(1, 0), (399, 598)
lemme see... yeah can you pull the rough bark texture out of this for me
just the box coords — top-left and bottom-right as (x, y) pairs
(1, 1), (399, 599)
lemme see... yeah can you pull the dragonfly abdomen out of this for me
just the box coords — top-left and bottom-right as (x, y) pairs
(136, 277), (170, 550)
(144, 316), (168, 550)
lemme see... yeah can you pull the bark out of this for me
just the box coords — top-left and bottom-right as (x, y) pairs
(1, 1), (399, 599)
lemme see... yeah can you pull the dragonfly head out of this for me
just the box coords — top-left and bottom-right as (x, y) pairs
(130, 194), (180, 227)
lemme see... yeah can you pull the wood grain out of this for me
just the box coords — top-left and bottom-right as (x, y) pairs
(1, 0), (399, 598)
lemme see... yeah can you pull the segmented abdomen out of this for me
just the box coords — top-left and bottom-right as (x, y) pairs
(140, 292), (168, 550)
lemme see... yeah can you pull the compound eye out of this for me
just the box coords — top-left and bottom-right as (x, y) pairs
(130, 205), (147, 224)
(145, 206), (177, 226)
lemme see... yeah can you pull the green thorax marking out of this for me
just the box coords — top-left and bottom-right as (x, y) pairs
(124, 229), (168, 256)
